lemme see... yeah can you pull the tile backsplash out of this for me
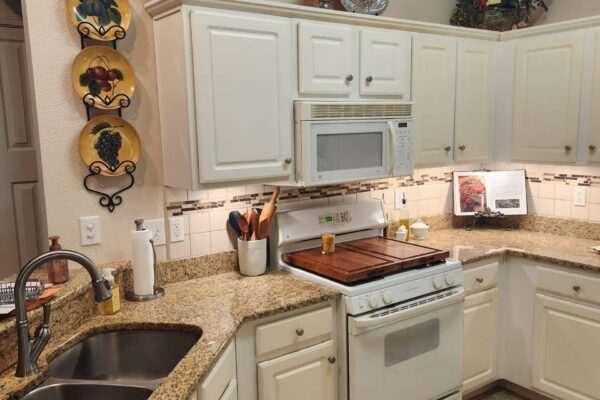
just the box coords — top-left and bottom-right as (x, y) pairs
(164, 162), (600, 259)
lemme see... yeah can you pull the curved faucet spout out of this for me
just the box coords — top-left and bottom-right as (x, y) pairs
(14, 250), (112, 377)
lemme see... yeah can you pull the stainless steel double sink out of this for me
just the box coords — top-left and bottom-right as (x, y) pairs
(22, 329), (202, 400)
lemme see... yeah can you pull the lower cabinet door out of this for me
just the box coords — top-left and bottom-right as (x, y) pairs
(463, 288), (498, 393)
(220, 379), (238, 400)
(532, 293), (600, 400)
(257, 340), (337, 400)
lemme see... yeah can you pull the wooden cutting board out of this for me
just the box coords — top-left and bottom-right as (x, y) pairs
(282, 237), (449, 284)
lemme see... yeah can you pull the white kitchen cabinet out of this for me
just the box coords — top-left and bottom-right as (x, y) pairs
(296, 21), (410, 99)
(412, 34), (457, 165)
(454, 39), (492, 162)
(511, 32), (584, 163)
(190, 10), (294, 183)
(532, 293), (600, 400)
(358, 28), (411, 98)
(257, 340), (337, 400)
(463, 287), (499, 393)
(588, 29), (600, 163)
(199, 342), (238, 400)
(297, 21), (355, 96)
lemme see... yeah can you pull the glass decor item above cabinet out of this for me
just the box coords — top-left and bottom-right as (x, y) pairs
(341, 0), (389, 15)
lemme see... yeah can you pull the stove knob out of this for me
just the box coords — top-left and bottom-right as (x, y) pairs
(383, 291), (393, 304)
(433, 277), (444, 290)
(446, 274), (455, 286)
(369, 294), (380, 308)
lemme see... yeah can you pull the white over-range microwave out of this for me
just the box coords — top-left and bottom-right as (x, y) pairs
(294, 101), (414, 186)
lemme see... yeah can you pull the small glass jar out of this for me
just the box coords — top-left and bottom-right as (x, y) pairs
(47, 236), (69, 284)
(321, 233), (336, 255)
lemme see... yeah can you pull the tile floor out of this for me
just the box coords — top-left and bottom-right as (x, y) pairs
(480, 389), (528, 400)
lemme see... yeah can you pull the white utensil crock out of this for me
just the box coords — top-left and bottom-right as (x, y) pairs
(238, 238), (267, 276)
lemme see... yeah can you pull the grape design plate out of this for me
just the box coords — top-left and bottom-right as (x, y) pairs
(79, 116), (141, 176)
(72, 46), (135, 110)
(66, 0), (132, 41)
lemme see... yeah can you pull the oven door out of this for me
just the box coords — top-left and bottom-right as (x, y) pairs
(306, 120), (390, 185)
(348, 287), (464, 400)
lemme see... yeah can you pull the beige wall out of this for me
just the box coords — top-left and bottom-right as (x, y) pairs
(536, 0), (600, 25)
(21, 0), (165, 264)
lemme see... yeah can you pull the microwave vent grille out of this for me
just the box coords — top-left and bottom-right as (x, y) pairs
(310, 103), (412, 119)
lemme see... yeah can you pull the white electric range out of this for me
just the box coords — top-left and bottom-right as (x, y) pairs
(271, 199), (465, 400)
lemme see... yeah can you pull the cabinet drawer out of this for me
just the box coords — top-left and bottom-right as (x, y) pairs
(199, 341), (236, 400)
(536, 266), (600, 305)
(255, 306), (333, 357)
(463, 262), (499, 295)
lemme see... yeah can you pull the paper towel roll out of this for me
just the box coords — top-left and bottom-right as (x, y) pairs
(131, 229), (154, 295)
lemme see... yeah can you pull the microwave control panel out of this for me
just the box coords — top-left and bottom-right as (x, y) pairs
(390, 120), (414, 177)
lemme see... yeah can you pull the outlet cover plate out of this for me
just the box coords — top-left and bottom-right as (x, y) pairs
(395, 188), (406, 210)
(80, 216), (101, 246)
(145, 219), (166, 246)
(169, 216), (185, 243)
(574, 187), (587, 207)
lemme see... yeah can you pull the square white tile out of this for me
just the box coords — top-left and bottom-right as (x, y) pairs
(590, 187), (600, 204)
(554, 183), (572, 201)
(165, 187), (187, 203)
(210, 230), (234, 253)
(571, 204), (590, 221)
(589, 204), (600, 222)
(537, 198), (554, 216)
(189, 212), (210, 234)
(190, 232), (211, 256)
(188, 190), (208, 201)
(554, 199), (571, 218)
(539, 182), (555, 199)
(209, 210), (229, 231)
(169, 235), (191, 259)
(208, 188), (228, 199)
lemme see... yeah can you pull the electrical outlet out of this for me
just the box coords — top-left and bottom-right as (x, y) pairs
(80, 216), (101, 246)
(169, 216), (185, 243)
(145, 219), (166, 246)
(395, 188), (406, 210)
(574, 187), (587, 207)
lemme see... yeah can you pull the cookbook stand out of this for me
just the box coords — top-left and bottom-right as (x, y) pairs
(464, 208), (510, 231)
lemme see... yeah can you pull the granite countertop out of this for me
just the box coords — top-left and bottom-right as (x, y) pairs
(420, 228), (600, 273)
(0, 271), (338, 400)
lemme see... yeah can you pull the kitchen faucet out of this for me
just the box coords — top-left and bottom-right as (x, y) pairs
(13, 250), (112, 377)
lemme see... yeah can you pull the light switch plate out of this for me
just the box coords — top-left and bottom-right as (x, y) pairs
(80, 216), (101, 246)
(395, 188), (406, 210)
(145, 219), (166, 246)
(169, 216), (185, 243)
(574, 187), (587, 207)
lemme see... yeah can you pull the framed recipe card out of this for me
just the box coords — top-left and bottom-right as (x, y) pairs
(453, 170), (527, 216)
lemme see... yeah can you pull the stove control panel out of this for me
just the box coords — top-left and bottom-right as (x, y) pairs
(318, 210), (352, 226)
(346, 268), (464, 315)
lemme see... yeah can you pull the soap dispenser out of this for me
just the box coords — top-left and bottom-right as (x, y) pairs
(98, 268), (121, 315)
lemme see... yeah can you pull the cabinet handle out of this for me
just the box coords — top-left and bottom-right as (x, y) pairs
(444, 146), (452, 152)
(346, 74), (354, 82)
(573, 285), (581, 292)
(590, 145), (597, 151)
(476, 278), (484, 283)
(284, 158), (293, 165)
(565, 145), (572, 152)
(328, 356), (337, 364)
(366, 76), (373, 83)
(296, 328), (304, 336)
(459, 145), (466, 151)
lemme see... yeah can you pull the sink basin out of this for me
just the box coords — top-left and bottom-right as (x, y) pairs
(49, 330), (201, 385)
(21, 384), (152, 400)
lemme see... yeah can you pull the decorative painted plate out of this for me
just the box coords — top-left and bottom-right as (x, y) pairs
(71, 46), (135, 110)
(78, 115), (141, 176)
(66, 0), (132, 41)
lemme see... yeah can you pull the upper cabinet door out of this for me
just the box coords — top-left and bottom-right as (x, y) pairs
(412, 34), (457, 166)
(512, 32), (584, 163)
(454, 39), (492, 162)
(190, 11), (294, 183)
(297, 21), (355, 96)
(359, 28), (411, 99)
(588, 30), (600, 163)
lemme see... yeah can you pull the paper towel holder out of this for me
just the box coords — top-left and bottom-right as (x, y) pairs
(125, 219), (165, 302)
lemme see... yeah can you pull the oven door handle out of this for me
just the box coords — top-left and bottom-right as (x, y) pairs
(349, 287), (464, 335)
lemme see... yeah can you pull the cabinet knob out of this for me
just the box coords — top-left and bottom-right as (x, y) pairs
(346, 74), (354, 82)
(444, 146), (452, 152)
(590, 145), (597, 151)
(459, 145), (466, 151)
(573, 285), (581, 292)
(565, 145), (572, 152)
(328, 356), (337, 364)
(296, 328), (304, 336)
(284, 158), (293, 165)
(366, 75), (373, 83)
(476, 277), (484, 283)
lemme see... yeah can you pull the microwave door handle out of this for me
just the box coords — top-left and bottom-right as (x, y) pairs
(348, 288), (465, 335)
(387, 121), (397, 175)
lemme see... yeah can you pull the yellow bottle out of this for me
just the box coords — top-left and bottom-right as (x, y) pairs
(98, 268), (121, 315)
